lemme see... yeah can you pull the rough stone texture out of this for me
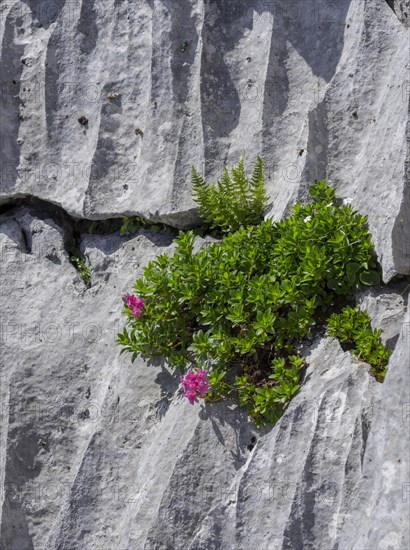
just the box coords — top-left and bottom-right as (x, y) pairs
(165, 337), (380, 550)
(0, 0), (409, 279)
(339, 300), (410, 550)
(386, 0), (410, 26)
(0, 209), (257, 549)
(356, 284), (408, 349)
(0, 209), (408, 549)
(1, 0), (410, 548)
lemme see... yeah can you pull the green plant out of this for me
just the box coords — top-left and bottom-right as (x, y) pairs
(118, 178), (384, 425)
(191, 154), (269, 233)
(236, 355), (305, 426)
(119, 216), (170, 236)
(327, 307), (391, 381)
(119, 216), (143, 236)
(70, 255), (91, 287)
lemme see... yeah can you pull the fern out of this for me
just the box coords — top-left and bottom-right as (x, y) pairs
(191, 155), (269, 233)
(249, 156), (267, 224)
(191, 167), (215, 225)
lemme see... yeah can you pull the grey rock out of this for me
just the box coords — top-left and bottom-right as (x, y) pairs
(1, 0), (410, 547)
(339, 298), (410, 550)
(0, 210), (408, 549)
(0, 210), (254, 549)
(0, 0), (409, 278)
(356, 284), (408, 349)
(386, 0), (410, 26)
(190, 337), (380, 550)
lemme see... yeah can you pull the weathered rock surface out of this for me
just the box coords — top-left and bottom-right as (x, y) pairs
(1, 0), (409, 548)
(386, 0), (410, 26)
(0, 0), (409, 279)
(339, 298), (410, 550)
(190, 295), (409, 550)
(0, 209), (408, 549)
(0, 208), (256, 549)
(167, 337), (380, 550)
(356, 285), (407, 349)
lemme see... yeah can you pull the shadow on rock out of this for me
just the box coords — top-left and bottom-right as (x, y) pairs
(21, 0), (65, 28)
(152, 360), (182, 419)
(199, 400), (269, 470)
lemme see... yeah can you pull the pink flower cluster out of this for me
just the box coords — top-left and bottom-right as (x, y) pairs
(125, 294), (145, 318)
(181, 369), (210, 405)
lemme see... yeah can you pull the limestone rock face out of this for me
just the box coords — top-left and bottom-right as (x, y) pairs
(0, 209), (408, 549)
(0, 0), (409, 278)
(356, 286), (407, 349)
(386, 0), (410, 26)
(169, 337), (380, 550)
(339, 301), (410, 550)
(1, 0), (409, 548)
(0, 209), (257, 549)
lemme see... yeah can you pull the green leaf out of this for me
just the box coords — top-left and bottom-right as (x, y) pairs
(327, 278), (340, 291)
(346, 262), (360, 282)
(360, 271), (380, 286)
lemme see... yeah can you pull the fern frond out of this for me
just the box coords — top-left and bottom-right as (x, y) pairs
(191, 155), (269, 232)
(192, 166), (212, 223)
(217, 168), (232, 196)
(249, 156), (268, 223)
(232, 154), (250, 202)
(216, 168), (237, 230)
(191, 166), (206, 203)
(250, 156), (264, 191)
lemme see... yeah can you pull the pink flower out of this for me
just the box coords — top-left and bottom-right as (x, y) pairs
(124, 294), (145, 318)
(181, 369), (210, 405)
(130, 306), (143, 319)
(185, 390), (198, 405)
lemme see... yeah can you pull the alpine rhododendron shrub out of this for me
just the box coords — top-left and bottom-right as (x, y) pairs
(118, 176), (385, 426)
